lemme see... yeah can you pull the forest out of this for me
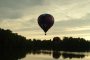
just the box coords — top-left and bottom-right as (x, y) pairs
(0, 28), (90, 59)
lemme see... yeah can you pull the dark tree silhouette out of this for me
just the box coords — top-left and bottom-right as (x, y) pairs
(0, 28), (90, 60)
(0, 28), (28, 60)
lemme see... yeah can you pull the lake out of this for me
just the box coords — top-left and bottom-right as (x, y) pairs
(21, 51), (90, 60)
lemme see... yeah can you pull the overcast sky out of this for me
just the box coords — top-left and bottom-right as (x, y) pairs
(0, 0), (90, 40)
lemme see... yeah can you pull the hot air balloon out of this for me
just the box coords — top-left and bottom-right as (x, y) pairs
(38, 14), (54, 35)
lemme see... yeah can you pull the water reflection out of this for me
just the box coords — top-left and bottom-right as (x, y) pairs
(28, 51), (86, 59)
(62, 52), (85, 59)
(52, 51), (61, 59)
(0, 49), (86, 60)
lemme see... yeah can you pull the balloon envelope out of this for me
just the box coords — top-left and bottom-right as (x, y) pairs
(38, 14), (54, 35)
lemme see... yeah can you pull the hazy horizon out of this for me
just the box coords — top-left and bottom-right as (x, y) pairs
(0, 0), (90, 40)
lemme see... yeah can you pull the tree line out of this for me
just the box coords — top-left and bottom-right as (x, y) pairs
(0, 28), (90, 60)
(0, 28), (90, 52)
(27, 37), (90, 52)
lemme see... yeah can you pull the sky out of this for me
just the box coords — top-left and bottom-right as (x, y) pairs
(0, 0), (90, 40)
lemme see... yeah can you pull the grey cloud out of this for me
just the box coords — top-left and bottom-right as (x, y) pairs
(0, 7), (22, 20)
(0, 0), (89, 20)
(55, 13), (90, 28)
(14, 18), (39, 31)
(0, 0), (43, 20)
(22, 18), (37, 26)
(49, 13), (90, 35)
(0, 10), (22, 19)
(44, 0), (89, 6)
(0, 0), (43, 8)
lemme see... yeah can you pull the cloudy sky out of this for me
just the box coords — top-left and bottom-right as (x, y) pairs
(0, 0), (90, 40)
